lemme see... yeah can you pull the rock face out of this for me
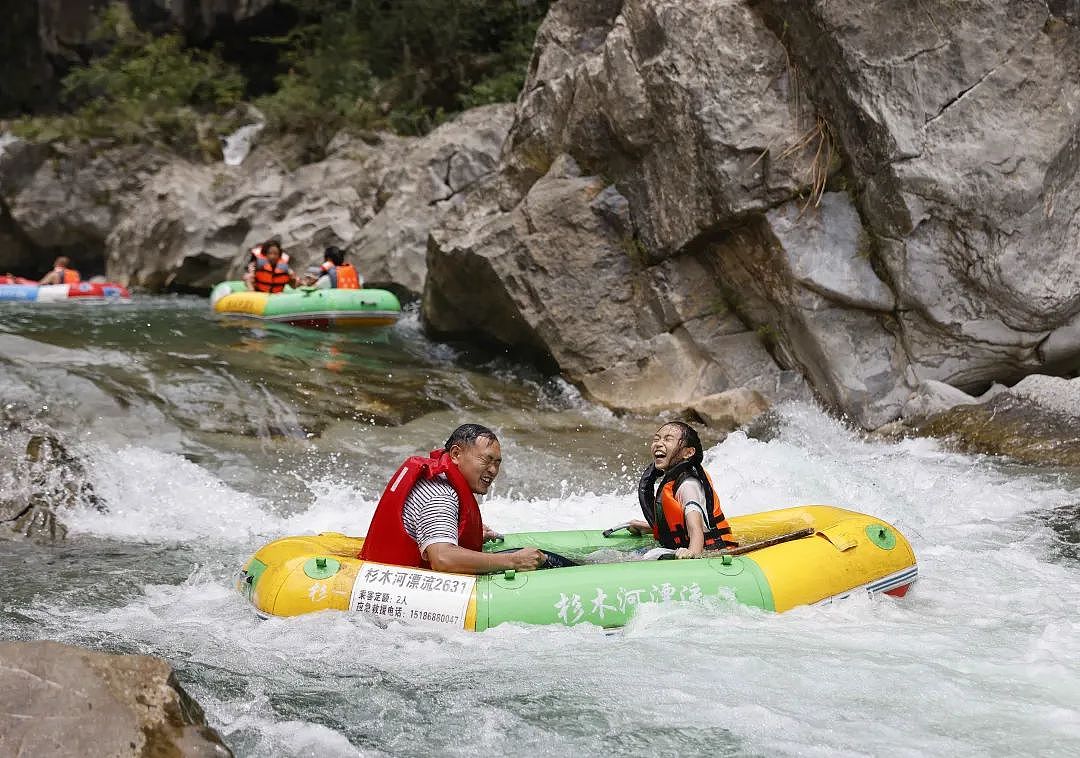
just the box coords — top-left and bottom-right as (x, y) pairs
(427, 154), (809, 412)
(1, 105), (513, 294)
(0, 640), (232, 757)
(424, 0), (1080, 426)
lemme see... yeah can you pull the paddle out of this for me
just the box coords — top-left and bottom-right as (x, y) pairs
(656, 527), (817, 560)
(713, 527), (816, 556)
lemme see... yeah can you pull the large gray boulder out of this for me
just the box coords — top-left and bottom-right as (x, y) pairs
(427, 154), (809, 412)
(425, 0), (1080, 426)
(505, 0), (824, 255)
(0, 640), (232, 757)
(109, 104), (512, 292)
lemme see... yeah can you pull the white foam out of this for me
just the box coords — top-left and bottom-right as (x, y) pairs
(70, 446), (273, 540)
(40, 402), (1080, 756)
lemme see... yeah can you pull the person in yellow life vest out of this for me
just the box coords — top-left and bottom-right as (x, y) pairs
(243, 240), (296, 293)
(316, 246), (362, 289)
(627, 421), (737, 558)
(38, 256), (81, 285)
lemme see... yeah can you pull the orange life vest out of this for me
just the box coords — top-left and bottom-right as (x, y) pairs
(329, 262), (361, 289)
(252, 260), (291, 293)
(359, 449), (483, 569)
(638, 462), (737, 550)
(54, 268), (80, 284)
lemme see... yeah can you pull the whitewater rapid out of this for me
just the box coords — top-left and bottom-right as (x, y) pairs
(11, 405), (1077, 757)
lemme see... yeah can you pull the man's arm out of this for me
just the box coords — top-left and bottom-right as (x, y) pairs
(425, 543), (546, 574)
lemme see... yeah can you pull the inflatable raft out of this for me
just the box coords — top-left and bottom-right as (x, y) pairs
(238, 506), (917, 630)
(210, 281), (401, 329)
(0, 281), (131, 302)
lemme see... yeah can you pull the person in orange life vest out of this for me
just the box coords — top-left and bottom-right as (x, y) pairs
(360, 423), (547, 574)
(38, 256), (81, 285)
(315, 246), (362, 290)
(626, 421), (738, 558)
(243, 240), (296, 293)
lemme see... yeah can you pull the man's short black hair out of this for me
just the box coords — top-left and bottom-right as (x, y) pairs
(444, 423), (498, 452)
(324, 246), (345, 266)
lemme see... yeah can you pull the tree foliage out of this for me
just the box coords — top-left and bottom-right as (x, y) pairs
(256, 0), (548, 138)
(11, 0), (548, 153)
(13, 4), (245, 153)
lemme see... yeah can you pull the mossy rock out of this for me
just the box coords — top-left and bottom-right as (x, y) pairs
(914, 395), (1080, 468)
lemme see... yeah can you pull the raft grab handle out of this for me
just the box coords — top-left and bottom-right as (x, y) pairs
(602, 522), (635, 538)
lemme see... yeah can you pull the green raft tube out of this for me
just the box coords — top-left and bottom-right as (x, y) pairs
(210, 280), (401, 329)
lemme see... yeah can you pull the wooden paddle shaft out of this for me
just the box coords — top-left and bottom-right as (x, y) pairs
(714, 527), (816, 556)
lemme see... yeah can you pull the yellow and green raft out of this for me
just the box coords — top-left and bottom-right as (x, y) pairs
(238, 506), (917, 630)
(210, 281), (401, 329)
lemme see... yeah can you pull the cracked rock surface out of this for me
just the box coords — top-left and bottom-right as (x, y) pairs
(424, 0), (1080, 426)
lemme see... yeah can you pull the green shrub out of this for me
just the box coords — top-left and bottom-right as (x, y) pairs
(12, 3), (243, 153)
(257, 0), (548, 145)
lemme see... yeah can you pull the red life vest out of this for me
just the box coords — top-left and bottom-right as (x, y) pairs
(252, 259), (291, 293)
(359, 449), (484, 568)
(638, 462), (737, 550)
(329, 262), (361, 289)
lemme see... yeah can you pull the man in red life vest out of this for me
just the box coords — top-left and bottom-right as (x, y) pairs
(627, 421), (738, 558)
(360, 424), (547, 573)
(243, 240), (296, 292)
(38, 256), (81, 285)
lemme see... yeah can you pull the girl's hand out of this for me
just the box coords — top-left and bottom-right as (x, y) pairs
(674, 548), (702, 559)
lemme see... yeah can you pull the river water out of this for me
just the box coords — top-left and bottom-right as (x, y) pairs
(1, 298), (1078, 757)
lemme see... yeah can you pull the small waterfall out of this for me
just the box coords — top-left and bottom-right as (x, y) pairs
(222, 123), (265, 166)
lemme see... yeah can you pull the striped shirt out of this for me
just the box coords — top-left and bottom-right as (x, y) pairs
(402, 476), (461, 557)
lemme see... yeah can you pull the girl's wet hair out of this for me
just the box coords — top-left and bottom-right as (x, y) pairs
(659, 420), (704, 465)
(444, 423), (498, 452)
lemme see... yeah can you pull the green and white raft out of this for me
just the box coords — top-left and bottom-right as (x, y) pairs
(210, 280), (401, 329)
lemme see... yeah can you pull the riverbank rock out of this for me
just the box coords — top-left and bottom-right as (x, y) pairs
(0, 640), (232, 757)
(913, 375), (1080, 467)
(422, 0), (1080, 426)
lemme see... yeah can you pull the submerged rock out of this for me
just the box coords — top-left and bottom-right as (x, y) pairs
(0, 640), (232, 757)
(0, 410), (103, 542)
